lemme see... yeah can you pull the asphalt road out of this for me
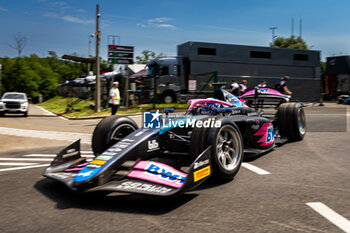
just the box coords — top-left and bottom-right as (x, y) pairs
(0, 104), (349, 233)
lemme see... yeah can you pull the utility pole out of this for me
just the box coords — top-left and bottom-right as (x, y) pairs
(291, 18), (294, 36)
(299, 18), (303, 38)
(95, 4), (101, 112)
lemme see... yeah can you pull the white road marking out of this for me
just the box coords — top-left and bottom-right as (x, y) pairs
(307, 202), (350, 233)
(81, 151), (94, 154)
(23, 154), (58, 157)
(0, 162), (39, 166)
(0, 164), (50, 172)
(35, 105), (56, 116)
(0, 127), (91, 144)
(35, 105), (68, 120)
(24, 154), (95, 158)
(0, 158), (53, 161)
(241, 163), (271, 175)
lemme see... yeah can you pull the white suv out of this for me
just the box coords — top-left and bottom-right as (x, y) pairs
(0, 92), (29, 117)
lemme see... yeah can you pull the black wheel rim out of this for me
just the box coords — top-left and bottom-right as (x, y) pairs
(110, 124), (136, 144)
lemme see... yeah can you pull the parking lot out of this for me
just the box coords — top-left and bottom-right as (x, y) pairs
(0, 104), (349, 233)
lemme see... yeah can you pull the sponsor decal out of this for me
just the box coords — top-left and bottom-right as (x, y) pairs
(193, 165), (211, 182)
(106, 139), (133, 154)
(117, 143), (129, 149)
(127, 161), (187, 188)
(251, 124), (260, 130)
(117, 181), (173, 194)
(143, 110), (162, 129)
(193, 159), (209, 169)
(122, 138), (135, 143)
(254, 122), (275, 146)
(65, 162), (89, 172)
(89, 160), (106, 166)
(259, 88), (269, 93)
(99, 152), (115, 156)
(147, 139), (159, 152)
(96, 155), (114, 161)
(108, 147), (122, 153)
(87, 164), (101, 169)
(74, 167), (100, 182)
(247, 112), (258, 116)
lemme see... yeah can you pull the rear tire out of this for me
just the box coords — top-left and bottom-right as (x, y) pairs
(190, 117), (244, 181)
(0, 112), (4, 117)
(277, 103), (306, 141)
(92, 116), (138, 155)
(162, 90), (177, 104)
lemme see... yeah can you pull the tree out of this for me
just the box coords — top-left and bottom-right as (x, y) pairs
(8, 33), (27, 57)
(270, 36), (309, 50)
(2, 58), (40, 97)
(136, 50), (156, 64)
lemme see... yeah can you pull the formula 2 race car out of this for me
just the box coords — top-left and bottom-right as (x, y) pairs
(43, 88), (306, 196)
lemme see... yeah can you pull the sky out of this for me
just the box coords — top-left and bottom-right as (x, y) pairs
(0, 0), (350, 61)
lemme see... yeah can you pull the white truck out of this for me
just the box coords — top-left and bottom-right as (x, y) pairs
(0, 92), (29, 117)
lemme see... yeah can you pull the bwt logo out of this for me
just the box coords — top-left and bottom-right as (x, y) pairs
(146, 163), (186, 184)
(143, 110), (162, 129)
(259, 88), (269, 93)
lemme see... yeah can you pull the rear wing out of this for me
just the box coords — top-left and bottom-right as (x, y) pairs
(240, 87), (290, 110)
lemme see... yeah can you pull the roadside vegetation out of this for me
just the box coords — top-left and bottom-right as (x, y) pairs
(39, 96), (188, 118)
(0, 51), (112, 101)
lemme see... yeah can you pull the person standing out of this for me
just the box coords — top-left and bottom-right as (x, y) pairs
(230, 80), (240, 96)
(257, 80), (267, 88)
(109, 81), (120, 115)
(240, 80), (247, 94)
(279, 76), (292, 95)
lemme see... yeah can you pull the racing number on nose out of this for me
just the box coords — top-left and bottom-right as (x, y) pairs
(266, 127), (274, 143)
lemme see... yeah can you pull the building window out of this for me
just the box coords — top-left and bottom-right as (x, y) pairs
(294, 54), (308, 61)
(198, 47), (216, 56)
(250, 51), (271, 59)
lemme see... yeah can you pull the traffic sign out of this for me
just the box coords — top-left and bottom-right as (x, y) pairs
(108, 45), (134, 52)
(108, 58), (134, 64)
(108, 45), (134, 64)
(108, 52), (133, 58)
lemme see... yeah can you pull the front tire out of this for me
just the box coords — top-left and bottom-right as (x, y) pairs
(92, 116), (138, 155)
(190, 117), (244, 181)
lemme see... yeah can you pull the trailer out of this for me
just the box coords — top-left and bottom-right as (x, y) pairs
(146, 41), (321, 103)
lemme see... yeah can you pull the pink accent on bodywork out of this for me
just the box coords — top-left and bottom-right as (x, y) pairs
(254, 123), (275, 146)
(187, 99), (233, 111)
(64, 163), (89, 172)
(127, 161), (187, 188)
(241, 88), (285, 97)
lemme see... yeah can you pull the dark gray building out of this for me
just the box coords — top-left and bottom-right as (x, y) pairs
(177, 41), (321, 101)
